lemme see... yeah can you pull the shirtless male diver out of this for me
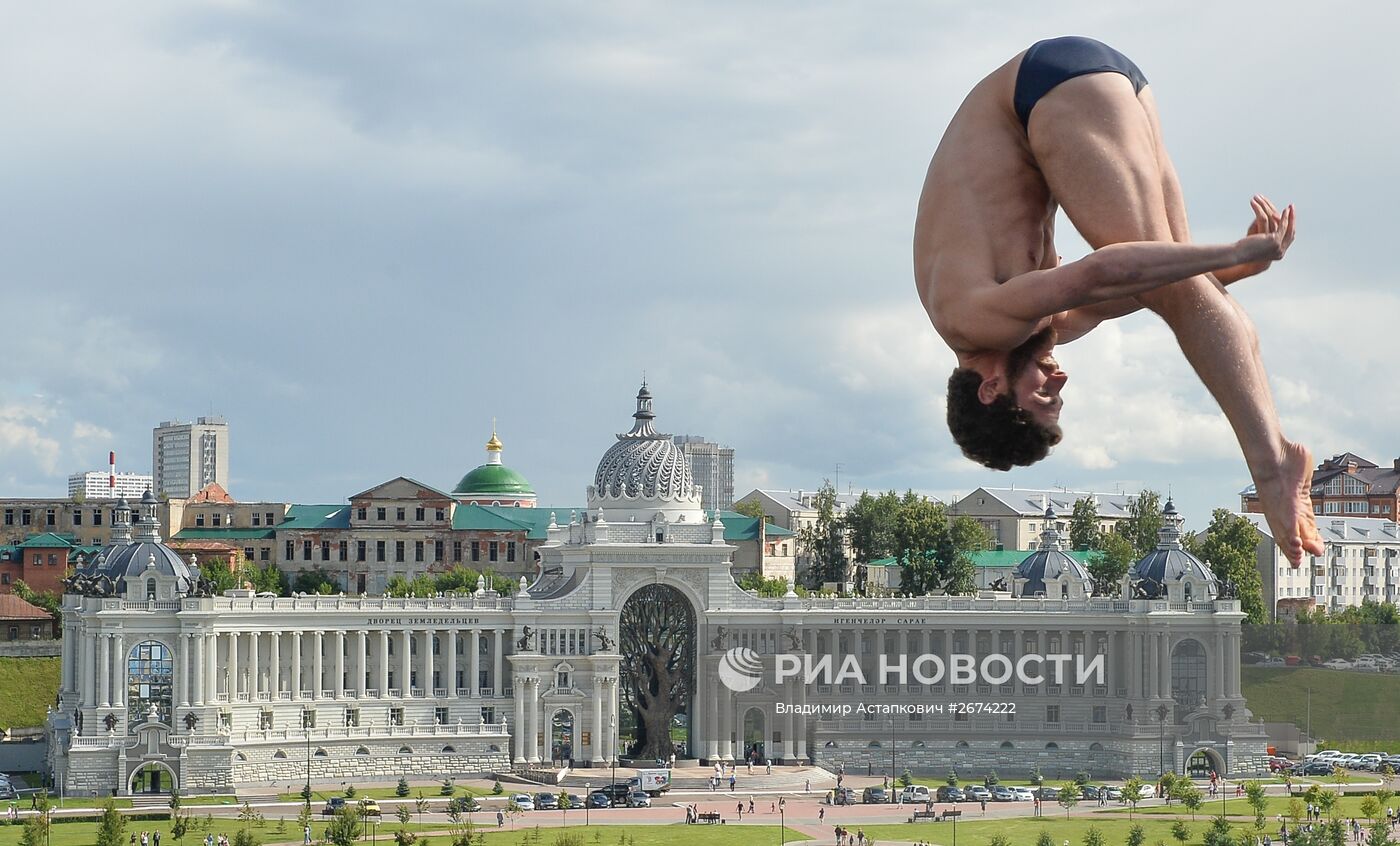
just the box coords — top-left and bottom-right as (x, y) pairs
(913, 36), (1322, 565)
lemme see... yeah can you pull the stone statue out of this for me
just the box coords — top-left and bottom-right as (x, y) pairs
(516, 626), (535, 651)
(783, 627), (802, 651)
(591, 627), (615, 652)
(184, 712), (199, 730)
(709, 626), (728, 651)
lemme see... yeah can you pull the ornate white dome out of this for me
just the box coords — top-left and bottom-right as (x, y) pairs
(588, 384), (704, 522)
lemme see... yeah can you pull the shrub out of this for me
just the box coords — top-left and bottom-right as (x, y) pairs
(397, 777), (411, 797)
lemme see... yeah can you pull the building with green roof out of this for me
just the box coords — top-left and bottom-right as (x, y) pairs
(452, 430), (537, 506)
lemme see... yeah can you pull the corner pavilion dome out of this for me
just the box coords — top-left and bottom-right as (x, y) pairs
(1129, 498), (1219, 600)
(75, 490), (194, 596)
(453, 429), (536, 499)
(1012, 504), (1092, 597)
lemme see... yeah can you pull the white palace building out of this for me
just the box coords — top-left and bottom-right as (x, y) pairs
(48, 385), (1268, 796)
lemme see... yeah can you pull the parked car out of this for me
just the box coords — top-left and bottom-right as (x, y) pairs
(862, 787), (888, 804)
(587, 792), (612, 809)
(1013, 787), (1036, 801)
(534, 793), (559, 810)
(626, 792), (651, 808)
(599, 784), (632, 806)
(1300, 761), (1335, 776)
(1079, 784), (1101, 801)
(510, 794), (536, 812)
(321, 797), (347, 816)
(0, 785), (18, 801)
(936, 786), (966, 803)
(1323, 658), (1353, 670)
(1262, 656), (1286, 667)
(1284, 655), (1304, 666)
(1103, 786), (1123, 801)
(901, 785), (932, 804)
(831, 787), (858, 806)
(965, 785), (991, 802)
(357, 800), (381, 818)
(1034, 786), (1061, 801)
(991, 785), (1016, 802)
(446, 796), (480, 814)
(564, 794), (584, 808)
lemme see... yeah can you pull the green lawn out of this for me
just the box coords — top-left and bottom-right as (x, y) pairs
(1241, 667), (1400, 750)
(858, 813), (1288, 846)
(0, 656), (60, 729)
(478, 824), (811, 845)
(1127, 794), (1400, 818)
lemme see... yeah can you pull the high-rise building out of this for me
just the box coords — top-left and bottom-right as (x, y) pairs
(67, 471), (153, 501)
(672, 434), (734, 512)
(152, 417), (229, 499)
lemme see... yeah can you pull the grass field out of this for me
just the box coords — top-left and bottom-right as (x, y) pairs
(0, 820), (809, 846)
(858, 813), (1293, 846)
(0, 656), (60, 729)
(1241, 667), (1400, 751)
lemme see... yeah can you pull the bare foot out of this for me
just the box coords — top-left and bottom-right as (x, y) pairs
(1254, 441), (1323, 567)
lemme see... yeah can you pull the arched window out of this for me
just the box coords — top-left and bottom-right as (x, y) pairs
(398, 746), (413, 755)
(956, 741), (970, 749)
(1000, 741), (1015, 749)
(314, 748), (328, 757)
(355, 747), (369, 756)
(824, 741), (839, 748)
(127, 641), (173, 731)
(1171, 639), (1208, 707)
(442, 745), (456, 753)
(1046, 742), (1059, 750)
(868, 741), (881, 748)
(273, 750), (287, 759)
(912, 741), (926, 749)
(1089, 742), (1104, 751)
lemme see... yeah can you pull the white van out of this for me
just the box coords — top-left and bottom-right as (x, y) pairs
(901, 785), (931, 803)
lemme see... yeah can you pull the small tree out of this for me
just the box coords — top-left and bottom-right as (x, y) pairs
(440, 778), (456, 796)
(397, 777), (411, 797)
(324, 806), (363, 846)
(1128, 824), (1147, 846)
(947, 770), (959, 787)
(1366, 821), (1394, 846)
(1171, 820), (1191, 846)
(990, 836), (1012, 846)
(1075, 771), (1092, 786)
(232, 830), (261, 846)
(900, 770), (914, 789)
(1083, 826), (1106, 846)
(492, 777), (504, 795)
(297, 802), (314, 838)
(1123, 777), (1145, 818)
(1244, 780), (1267, 829)
(1036, 830), (1055, 846)
(1204, 815), (1234, 846)
(17, 792), (51, 846)
(986, 770), (1000, 786)
(95, 798), (127, 846)
(1159, 772), (1180, 806)
(558, 791), (572, 827)
(396, 805), (412, 827)
(1029, 766), (1044, 786)
(1177, 784), (1204, 820)
(1059, 782), (1081, 817)
(1287, 796), (1304, 825)
(415, 796), (430, 829)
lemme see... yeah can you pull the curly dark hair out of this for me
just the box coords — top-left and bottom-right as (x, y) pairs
(946, 367), (1061, 470)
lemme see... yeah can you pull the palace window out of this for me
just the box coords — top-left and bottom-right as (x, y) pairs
(357, 508), (367, 521)
(196, 515), (205, 527)
(93, 509), (102, 526)
(489, 542), (498, 562)
(1092, 705), (1107, 724)
(415, 541), (424, 563)
(396, 508), (406, 522)
(260, 710), (274, 730)
(301, 709), (317, 728)
(321, 541), (331, 561)
(252, 513), (260, 526)
(357, 541), (366, 562)
(1046, 705), (1060, 723)
(376, 541), (386, 562)
(434, 541), (444, 562)
(481, 707), (496, 724)
(452, 541), (462, 563)
(219, 711), (231, 730)
(285, 540), (295, 560)
(435, 707), (449, 726)
(127, 641), (174, 731)
(266, 512), (276, 526)
(244, 547), (255, 561)
(73, 510), (82, 526)
(377, 508), (386, 521)
(303, 540), (312, 561)
(339, 541), (348, 562)
(415, 507), (425, 521)
(345, 708), (359, 728)
(395, 541), (405, 563)
(435, 509), (446, 522)
(507, 542), (516, 563)
(471, 542), (480, 562)
(389, 707), (404, 727)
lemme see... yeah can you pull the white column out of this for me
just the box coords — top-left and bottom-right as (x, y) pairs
(177, 635), (189, 707)
(492, 629), (504, 695)
(205, 633), (217, 703)
(527, 679), (540, 763)
(378, 631), (390, 696)
(1146, 633), (1159, 700)
(468, 630), (480, 696)
(61, 626), (75, 693)
(248, 631), (260, 699)
(445, 629), (458, 695)
(112, 634), (126, 707)
(399, 629), (411, 695)
(229, 632), (240, 699)
(333, 631), (345, 699)
(312, 632), (324, 699)
(270, 631), (282, 698)
(292, 633), (303, 700)
(592, 679), (605, 764)
(190, 634), (202, 706)
(513, 676), (526, 763)
(99, 633), (111, 707)
(423, 630), (435, 695)
(356, 631), (368, 698)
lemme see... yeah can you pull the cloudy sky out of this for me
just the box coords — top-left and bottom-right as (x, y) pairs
(3, 2), (1396, 530)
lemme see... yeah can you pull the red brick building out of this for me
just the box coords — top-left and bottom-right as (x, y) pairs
(0, 533), (98, 595)
(1241, 452), (1400, 520)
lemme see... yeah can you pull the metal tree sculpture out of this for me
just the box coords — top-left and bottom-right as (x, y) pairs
(619, 584), (695, 760)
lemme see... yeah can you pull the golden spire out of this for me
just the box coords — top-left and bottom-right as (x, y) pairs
(486, 418), (503, 453)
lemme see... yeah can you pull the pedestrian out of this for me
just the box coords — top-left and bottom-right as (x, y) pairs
(981, 798), (987, 814)
(496, 810), (504, 827)
(748, 797), (755, 814)
(155, 832), (162, 846)
(730, 775), (736, 791)
(304, 824), (312, 845)
(737, 802), (743, 819)
(805, 778), (811, 793)
(819, 806), (825, 822)
(770, 801), (775, 813)
(766, 760), (772, 776)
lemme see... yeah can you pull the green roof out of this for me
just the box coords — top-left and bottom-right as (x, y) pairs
(452, 505), (567, 539)
(709, 513), (795, 542)
(453, 463), (534, 496)
(17, 533), (75, 548)
(173, 528), (276, 541)
(278, 505), (351, 531)
(867, 549), (1097, 568)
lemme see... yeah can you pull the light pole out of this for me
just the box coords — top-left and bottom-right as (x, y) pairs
(779, 803), (785, 846)
(304, 714), (312, 802)
(890, 714), (896, 800)
(585, 781), (591, 826)
(1222, 704), (1234, 816)
(610, 710), (619, 800)
(1156, 705), (1169, 777)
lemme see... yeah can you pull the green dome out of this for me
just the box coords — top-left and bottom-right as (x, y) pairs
(453, 463), (534, 496)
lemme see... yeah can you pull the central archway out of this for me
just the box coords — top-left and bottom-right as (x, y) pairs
(619, 583), (696, 760)
(129, 761), (177, 795)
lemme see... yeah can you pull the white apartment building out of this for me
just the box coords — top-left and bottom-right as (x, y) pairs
(68, 472), (154, 501)
(153, 418), (229, 499)
(1241, 514), (1400, 619)
(949, 487), (1136, 551)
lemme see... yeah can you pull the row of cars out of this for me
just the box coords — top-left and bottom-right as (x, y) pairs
(321, 784), (653, 818)
(1245, 652), (1400, 673)
(833, 783), (1146, 805)
(1278, 750), (1400, 775)
(0, 773), (19, 801)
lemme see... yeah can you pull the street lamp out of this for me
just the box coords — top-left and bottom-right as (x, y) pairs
(890, 714), (897, 800)
(585, 781), (591, 826)
(303, 713), (312, 802)
(779, 803), (785, 846)
(1222, 704), (1235, 816)
(1156, 705), (1169, 777)
(610, 711), (619, 802)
